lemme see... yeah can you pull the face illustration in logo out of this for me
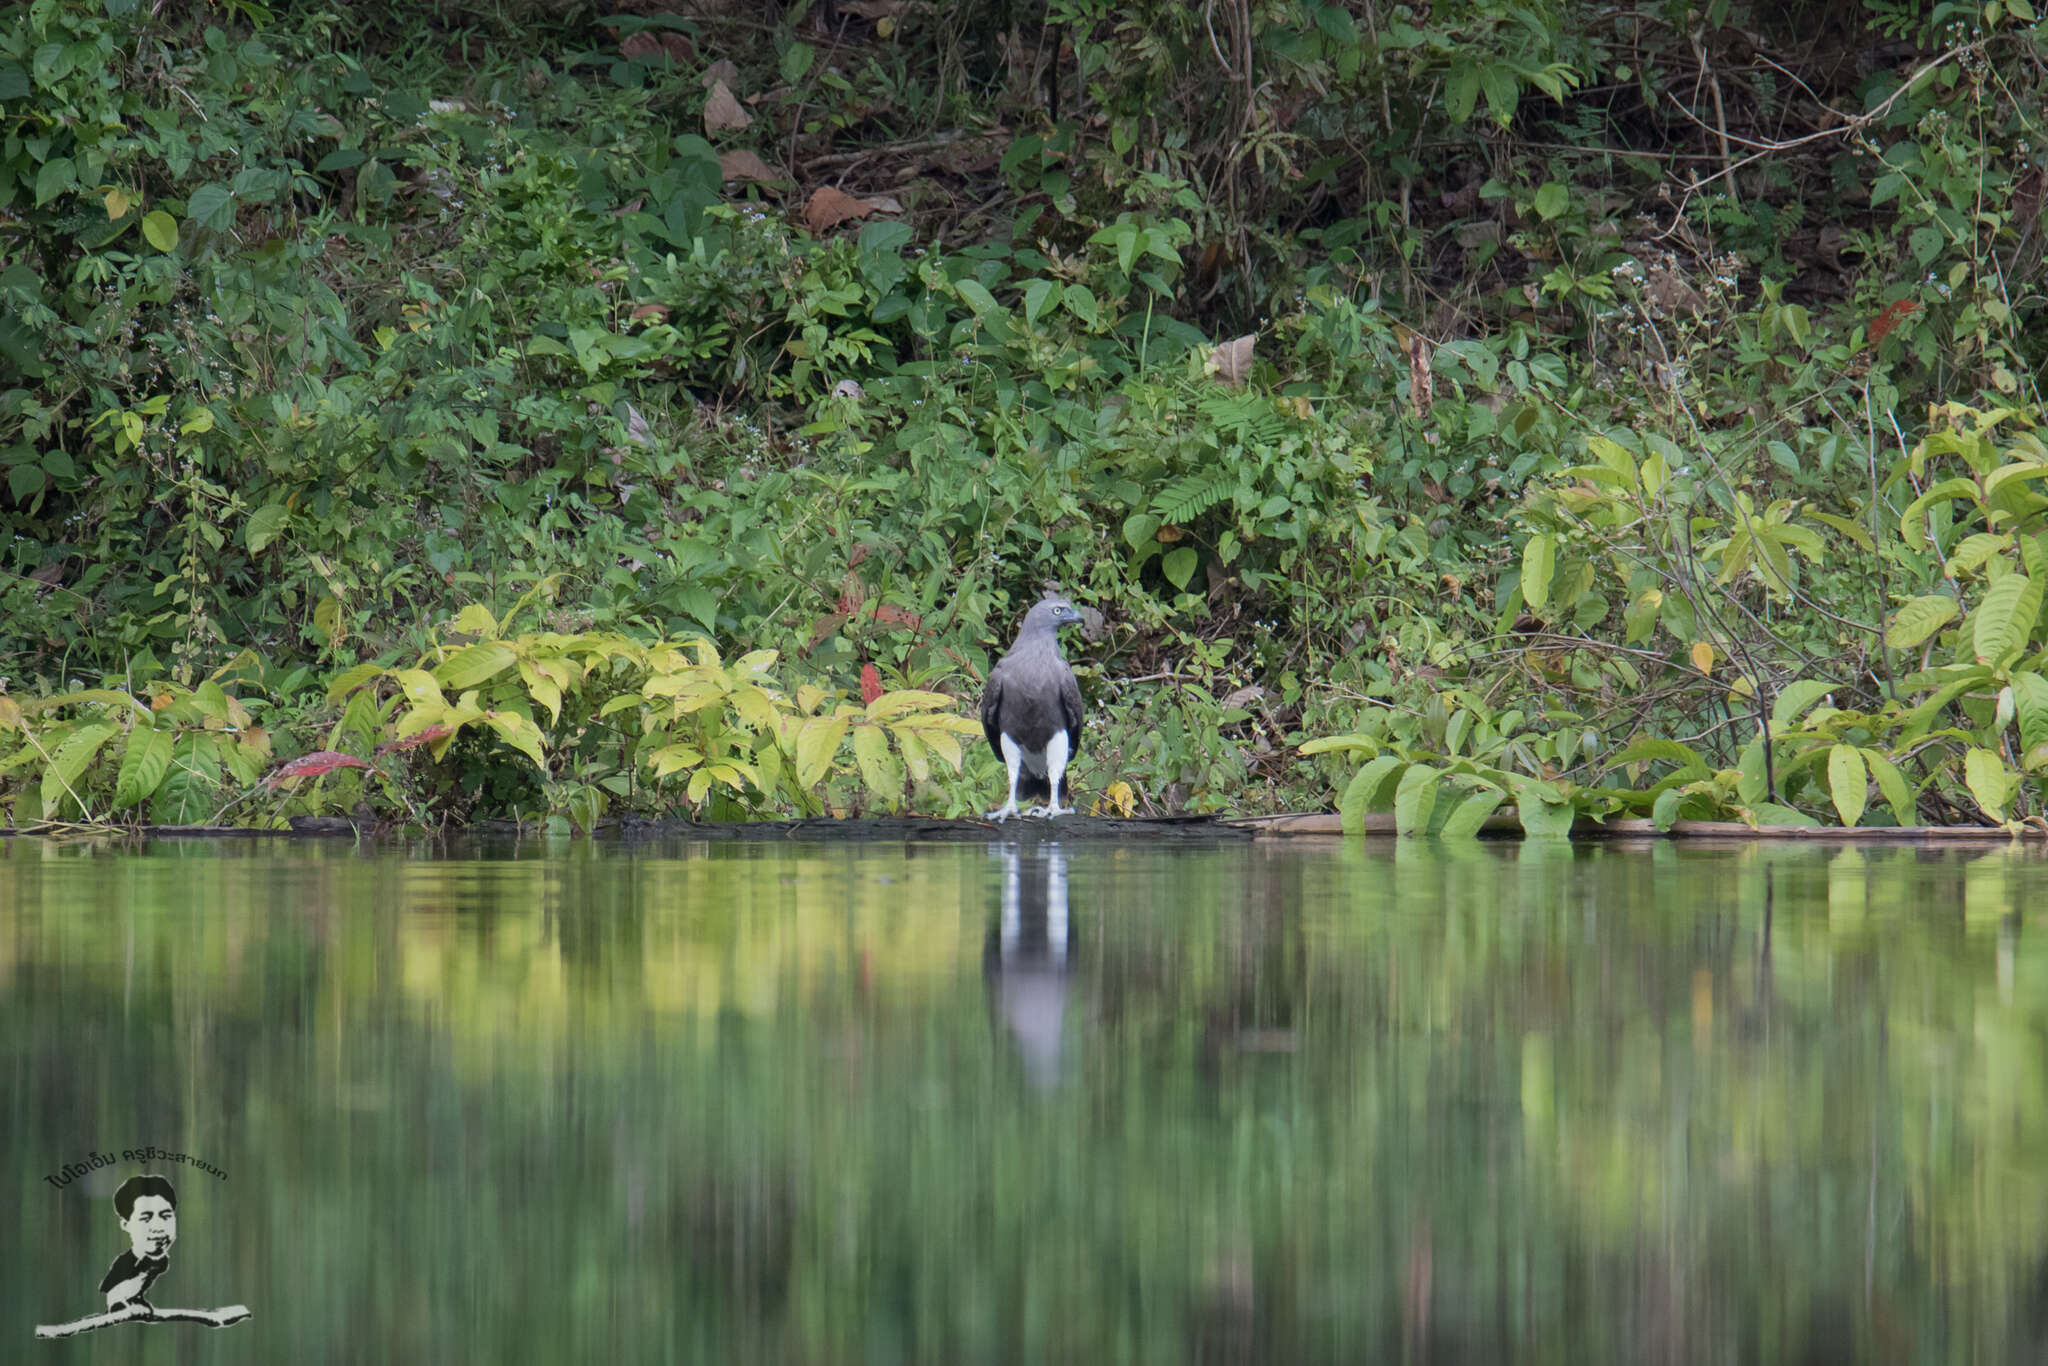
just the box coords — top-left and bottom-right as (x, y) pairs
(121, 1191), (177, 1261)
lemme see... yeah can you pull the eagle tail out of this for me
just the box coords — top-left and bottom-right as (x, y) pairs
(1015, 773), (1069, 805)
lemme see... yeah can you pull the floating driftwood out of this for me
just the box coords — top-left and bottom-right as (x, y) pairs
(34, 1303), (250, 1339)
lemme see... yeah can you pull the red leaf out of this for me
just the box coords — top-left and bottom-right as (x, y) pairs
(264, 751), (374, 788)
(860, 664), (884, 706)
(1867, 299), (1921, 347)
(374, 725), (455, 755)
(868, 603), (924, 631)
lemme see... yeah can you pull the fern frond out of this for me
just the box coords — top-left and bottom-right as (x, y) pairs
(1151, 472), (1236, 525)
(1197, 393), (1288, 445)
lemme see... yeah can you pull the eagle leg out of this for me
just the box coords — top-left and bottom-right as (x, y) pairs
(1035, 731), (1073, 818)
(987, 735), (1024, 822)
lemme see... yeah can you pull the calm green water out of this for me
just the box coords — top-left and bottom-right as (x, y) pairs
(6, 836), (2048, 1363)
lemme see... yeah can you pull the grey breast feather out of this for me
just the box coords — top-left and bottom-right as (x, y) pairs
(980, 635), (1082, 761)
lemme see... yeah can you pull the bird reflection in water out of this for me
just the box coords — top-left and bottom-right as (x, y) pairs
(984, 844), (1075, 1090)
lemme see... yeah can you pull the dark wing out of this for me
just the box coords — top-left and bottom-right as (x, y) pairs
(1057, 661), (1083, 756)
(979, 661), (1007, 759)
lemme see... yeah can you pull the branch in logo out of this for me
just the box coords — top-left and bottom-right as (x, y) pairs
(34, 1172), (249, 1341)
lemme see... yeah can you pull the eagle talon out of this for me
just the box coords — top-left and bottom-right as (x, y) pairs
(987, 804), (1018, 822)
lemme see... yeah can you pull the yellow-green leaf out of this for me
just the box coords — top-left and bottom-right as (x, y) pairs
(866, 689), (955, 721)
(481, 711), (547, 769)
(1885, 595), (1959, 650)
(852, 723), (899, 803)
(1861, 749), (1914, 826)
(434, 642), (518, 691)
(394, 669), (445, 709)
(518, 661), (562, 726)
(793, 714), (849, 789)
(1963, 746), (2016, 821)
(895, 728), (931, 783)
(647, 743), (704, 778)
(1973, 572), (2041, 665)
(1826, 744), (1867, 827)
(141, 209), (179, 251)
(1521, 533), (1555, 611)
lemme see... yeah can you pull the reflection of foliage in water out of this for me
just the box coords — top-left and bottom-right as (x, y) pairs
(3, 839), (2047, 1361)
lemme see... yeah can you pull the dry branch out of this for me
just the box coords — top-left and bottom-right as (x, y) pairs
(34, 1303), (252, 1340)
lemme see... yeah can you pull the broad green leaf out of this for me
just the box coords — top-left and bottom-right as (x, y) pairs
(1735, 737), (1768, 806)
(113, 725), (174, 810)
(1963, 746), (2016, 820)
(1532, 182), (1569, 221)
(40, 722), (119, 820)
(1826, 744), (1867, 827)
(1898, 477), (1980, 542)
(954, 279), (1001, 319)
(1298, 733), (1378, 756)
(1600, 738), (1707, 778)
(1944, 531), (2010, 576)
(1805, 511), (1874, 552)
(1622, 589), (1661, 643)
(1514, 780), (1577, 838)
(1771, 679), (1838, 732)
(186, 182), (236, 232)
(2012, 671), (2048, 750)
(1062, 284), (1098, 328)
(1337, 755), (1405, 834)
(1749, 802), (1821, 828)
(34, 155), (74, 205)
(1861, 749), (1915, 826)
(1162, 546), (1198, 591)
(1973, 571), (2041, 664)
(1392, 763), (1439, 836)
(141, 209), (179, 251)
(324, 662), (384, 703)
(1652, 787), (1685, 830)
(1438, 787), (1505, 838)
(1884, 594), (1958, 649)
(1022, 278), (1059, 327)
(1520, 533), (1555, 611)
(245, 503), (289, 553)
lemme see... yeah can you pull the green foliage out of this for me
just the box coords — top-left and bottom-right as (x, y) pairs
(330, 598), (985, 829)
(1, 0), (2043, 825)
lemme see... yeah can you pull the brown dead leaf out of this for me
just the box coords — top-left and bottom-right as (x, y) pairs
(719, 149), (781, 183)
(701, 58), (739, 88)
(1210, 333), (1255, 388)
(804, 185), (889, 233)
(620, 31), (692, 63)
(1403, 328), (1434, 417)
(703, 81), (752, 134)
(629, 302), (669, 324)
